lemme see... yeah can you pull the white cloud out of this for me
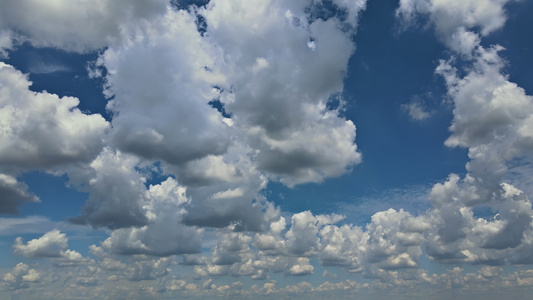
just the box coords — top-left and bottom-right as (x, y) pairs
(13, 230), (89, 266)
(1, 263), (40, 290)
(433, 44), (533, 215)
(88, 0), (364, 190)
(319, 224), (364, 271)
(201, 0), (363, 185)
(173, 143), (274, 232)
(331, 0), (367, 28)
(396, 0), (512, 40)
(13, 229), (68, 258)
(415, 40), (533, 264)
(96, 8), (230, 167)
(439, 46), (533, 166)
(26, 54), (71, 74)
(393, 0), (533, 268)
(99, 176), (202, 256)
(0, 0), (169, 52)
(127, 257), (173, 282)
(0, 62), (109, 171)
(3, 0), (533, 296)
(288, 257), (314, 276)
(285, 212), (344, 258)
(401, 100), (433, 121)
(0, 0), (368, 260)
(67, 148), (151, 229)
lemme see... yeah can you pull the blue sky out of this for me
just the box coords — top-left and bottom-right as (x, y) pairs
(0, 0), (533, 299)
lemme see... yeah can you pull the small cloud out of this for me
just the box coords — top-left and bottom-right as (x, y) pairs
(27, 53), (71, 74)
(307, 39), (317, 51)
(322, 270), (338, 279)
(401, 100), (433, 121)
(28, 61), (70, 74)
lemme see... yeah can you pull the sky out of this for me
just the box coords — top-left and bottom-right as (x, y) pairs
(0, 0), (533, 299)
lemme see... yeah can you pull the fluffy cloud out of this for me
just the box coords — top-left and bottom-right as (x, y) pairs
(0, 62), (109, 171)
(1, 263), (40, 290)
(319, 223), (364, 271)
(174, 144), (274, 232)
(3, 0), (533, 297)
(127, 257), (174, 281)
(438, 45), (533, 185)
(68, 148), (151, 229)
(401, 100), (433, 121)
(98, 8), (231, 167)
(188, 209), (424, 280)
(201, 0), (363, 185)
(1, 0), (368, 257)
(92, 0), (363, 188)
(0, 0), (168, 52)
(288, 257), (314, 276)
(101, 178), (202, 256)
(0, 32), (107, 219)
(391, 0), (533, 268)
(68, 150), (202, 255)
(13, 230), (88, 266)
(284, 211), (345, 256)
(13, 230), (68, 258)
(396, 0), (511, 38)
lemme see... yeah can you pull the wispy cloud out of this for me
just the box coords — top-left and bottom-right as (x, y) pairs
(0, 216), (55, 236)
(401, 100), (433, 121)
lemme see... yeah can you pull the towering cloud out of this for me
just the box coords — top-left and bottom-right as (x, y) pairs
(200, 0), (362, 185)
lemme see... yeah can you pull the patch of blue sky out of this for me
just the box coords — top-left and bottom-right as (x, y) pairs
(4, 44), (110, 120)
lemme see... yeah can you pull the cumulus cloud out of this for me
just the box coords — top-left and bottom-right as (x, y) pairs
(172, 143), (274, 232)
(66, 151), (203, 255)
(396, 0), (511, 40)
(0, 33), (107, 221)
(288, 257), (314, 276)
(0, 62), (109, 171)
(3, 0), (533, 296)
(0, 0), (169, 52)
(200, 0), (363, 185)
(392, 0), (533, 268)
(101, 178), (202, 256)
(127, 257), (174, 282)
(1, 263), (40, 290)
(285, 211), (332, 256)
(13, 230), (89, 266)
(97, 8), (231, 167)
(67, 148), (151, 229)
(438, 46), (533, 181)
(89, 0), (364, 189)
(188, 209), (424, 280)
(13, 229), (68, 258)
(0, 0), (368, 257)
